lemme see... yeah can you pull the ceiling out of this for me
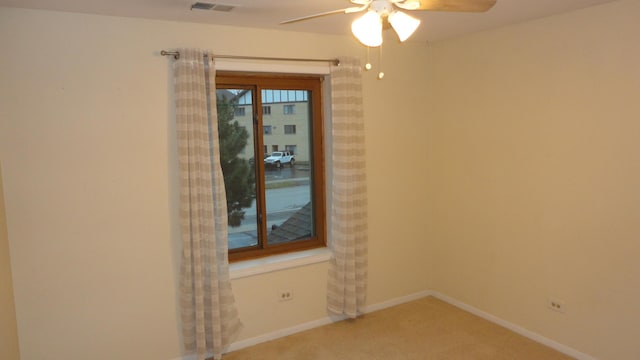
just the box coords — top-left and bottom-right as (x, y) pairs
(0, 0), (617, 42)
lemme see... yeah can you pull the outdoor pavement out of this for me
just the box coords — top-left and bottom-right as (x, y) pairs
(228, 165), (311, 249)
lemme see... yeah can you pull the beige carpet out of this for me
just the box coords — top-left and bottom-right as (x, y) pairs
(224, 297), (573, 360)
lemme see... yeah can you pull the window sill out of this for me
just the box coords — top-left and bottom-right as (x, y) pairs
(229, 247), (332, 280)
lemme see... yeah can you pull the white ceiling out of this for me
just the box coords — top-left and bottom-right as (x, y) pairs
(0, 0), (617, 42)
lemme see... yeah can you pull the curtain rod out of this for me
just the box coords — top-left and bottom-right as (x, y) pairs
(160, 50), (339, 66)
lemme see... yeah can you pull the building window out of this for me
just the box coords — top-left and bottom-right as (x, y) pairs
(234, 107), (246, 116)
(216, 72), (326, 260)
(285, 145), (297, 155)
(283, 104), (295, 115)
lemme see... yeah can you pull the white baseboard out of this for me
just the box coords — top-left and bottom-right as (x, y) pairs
(174, 289), (596, 360)
(226, 289), (434, 353)
(430, 291), (597, 360)
(174, 356), (197, 360)
(364, 290), (434, 313)
(171, 317), (346, 360)
(226, 315), (342, 353)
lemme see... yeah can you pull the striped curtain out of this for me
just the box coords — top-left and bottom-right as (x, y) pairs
(174, 48), (242, 360)
(327, 57), (369, 318)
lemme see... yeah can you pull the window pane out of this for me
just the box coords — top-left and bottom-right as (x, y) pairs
(216, 72), (326, 260)
(283, 104), (295, 115)
(216, 89), (259, 250)
(264, 89), (314, 244)
(285, 145), (297, 155)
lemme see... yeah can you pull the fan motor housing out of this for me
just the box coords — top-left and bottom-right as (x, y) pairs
(370, 0), (395, 16)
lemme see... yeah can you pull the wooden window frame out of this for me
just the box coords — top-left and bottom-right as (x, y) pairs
(216, 72), (326, 261)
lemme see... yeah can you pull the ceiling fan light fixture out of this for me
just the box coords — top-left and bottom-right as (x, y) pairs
(351, 10), (383, 47)
(388, 10), (421, 42)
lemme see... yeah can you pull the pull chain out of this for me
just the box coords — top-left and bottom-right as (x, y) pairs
(377, 45), (384, 80)
(365, 46), (372, 71)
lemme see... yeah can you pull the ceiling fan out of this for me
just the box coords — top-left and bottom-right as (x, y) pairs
(281, 0), (497, 46)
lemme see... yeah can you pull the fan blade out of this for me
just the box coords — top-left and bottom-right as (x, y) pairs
(409, 0), (497, 12)
(280, 6), (366, 24)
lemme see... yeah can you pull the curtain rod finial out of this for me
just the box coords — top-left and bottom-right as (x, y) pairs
(161, 50), (180, 59)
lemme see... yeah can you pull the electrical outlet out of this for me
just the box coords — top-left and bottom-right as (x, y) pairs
(279, 290), (293, 301)
(547, 298), (566, 313)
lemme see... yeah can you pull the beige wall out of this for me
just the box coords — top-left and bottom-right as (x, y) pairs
(4, 1), (638, 359)
(0, 165), (20, 360)
(0, 7), (430, 360)
(426, 1), (640, 359)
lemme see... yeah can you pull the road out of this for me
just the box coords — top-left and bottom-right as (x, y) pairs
(264, 165), (310, 181)
(228, 182), (311, 249)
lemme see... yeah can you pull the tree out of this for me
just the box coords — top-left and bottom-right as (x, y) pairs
(217, 94), (256, 227)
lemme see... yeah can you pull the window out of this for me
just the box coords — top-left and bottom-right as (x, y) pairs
(283, 104), (295, 115)
(234, 107), (246, 116)
(285, 145), (297, 155)
(216, 73), (326, 260)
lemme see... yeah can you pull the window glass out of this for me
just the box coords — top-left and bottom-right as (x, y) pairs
(216, 89), (258, 250)
(216, 73), (325, 259)
(283, 104), (295, 115)
(285, 145), (297, 155)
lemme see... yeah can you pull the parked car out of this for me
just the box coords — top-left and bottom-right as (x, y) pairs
(264, 151), (295, 168)
(249, 153), (270, 166)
